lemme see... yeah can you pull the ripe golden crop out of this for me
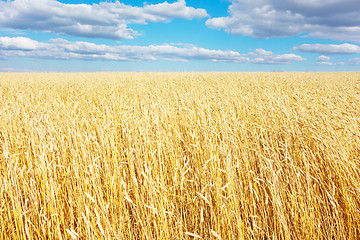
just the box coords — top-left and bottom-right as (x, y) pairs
(0, 72), (359, 239)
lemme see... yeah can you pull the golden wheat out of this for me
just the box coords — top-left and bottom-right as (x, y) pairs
(0, 72), (359, 239)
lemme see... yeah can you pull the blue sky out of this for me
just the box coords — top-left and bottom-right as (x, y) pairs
(0, 0), (360, 72)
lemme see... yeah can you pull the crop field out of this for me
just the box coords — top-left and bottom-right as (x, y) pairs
(0, 72), (360, 239)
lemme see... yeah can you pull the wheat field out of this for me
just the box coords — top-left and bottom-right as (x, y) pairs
(0, 72), (359, 239)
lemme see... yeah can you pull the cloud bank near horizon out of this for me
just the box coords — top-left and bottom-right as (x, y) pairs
(0, 36), (307, 64)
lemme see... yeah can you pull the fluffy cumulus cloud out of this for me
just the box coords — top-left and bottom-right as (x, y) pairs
(0, 37), (249, 62)
(248, 48), (306, 64)
(0, 36), (307, 64)
(315, 61), (345, 66)
(317, 55), (330, 61)
(0, 0), (208, 39)
(206, 0), (360, 42)
(314, 55), (346, 66)
(293, 43), (360, 54)
(0, 36), (48, 50)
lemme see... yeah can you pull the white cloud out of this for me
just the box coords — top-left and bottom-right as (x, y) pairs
(0, 0), (208, 39)
(0, 36), (48, 50)
(349, 58), (360, 65)
(306, 27), (360, 43)
(315, 62), (333, 66)
(317, 55), (330, 61)
(315, 61), (345, 66)
(0, 66), (14, 72)
(206, 0), (360, 42)
(0, 37), (249, 62)
(143, 0), (208, 19)
(248, 49), (273, 56)
(293, 43), (360, 54)
(0, 37), (307, 65)
(248, 49), (306, 64)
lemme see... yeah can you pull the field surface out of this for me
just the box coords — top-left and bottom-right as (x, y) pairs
(0, 72), (360, 239)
